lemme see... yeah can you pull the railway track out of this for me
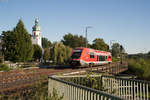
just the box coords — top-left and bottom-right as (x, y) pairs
(0, 62), (128, 95)
(0, 68), (72, 94)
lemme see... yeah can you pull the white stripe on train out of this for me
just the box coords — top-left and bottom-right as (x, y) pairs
(80, 60), (112, 66)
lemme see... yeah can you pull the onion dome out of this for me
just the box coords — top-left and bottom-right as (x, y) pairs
(32, 17), (40, 31)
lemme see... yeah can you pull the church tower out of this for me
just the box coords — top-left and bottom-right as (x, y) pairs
(31, 18), (42, 47)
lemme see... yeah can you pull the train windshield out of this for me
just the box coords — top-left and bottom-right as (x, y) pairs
(71, 49), (82, 59)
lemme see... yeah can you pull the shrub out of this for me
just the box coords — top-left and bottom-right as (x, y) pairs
(84, 74), (98, 89)
(0, 64), (11, 71)
(128, 58), (150, 80)
(112, 57), (120, 62)
(49, 88), (64, 100)
(0, 57), (3, 63)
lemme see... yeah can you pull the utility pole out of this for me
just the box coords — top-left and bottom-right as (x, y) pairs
(85, 26), (92, 48)
(120, 45), (123, 64)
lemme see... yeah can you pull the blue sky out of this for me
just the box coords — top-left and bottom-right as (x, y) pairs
(0, 0), (150, 54)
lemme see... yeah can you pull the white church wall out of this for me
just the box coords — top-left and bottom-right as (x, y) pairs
(31, 18), (42, 47)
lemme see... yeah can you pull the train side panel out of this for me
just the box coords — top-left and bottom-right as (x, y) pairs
(70, 47), (112, 67)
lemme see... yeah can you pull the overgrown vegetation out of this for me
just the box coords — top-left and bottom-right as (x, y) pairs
(64, 73), (103, 91)
(0, 64), (11, 71)
(128, 58), (150, 81)
(112, 57), (120, 62)
(83, 74), (100, 89)
(49, 88), (64, 100)
(0, 82), (64, 100)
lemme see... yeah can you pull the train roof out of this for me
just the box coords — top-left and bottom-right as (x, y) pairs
(74, 47), (111, 55)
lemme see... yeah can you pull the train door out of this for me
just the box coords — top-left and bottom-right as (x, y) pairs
(97, 55), (99, 61)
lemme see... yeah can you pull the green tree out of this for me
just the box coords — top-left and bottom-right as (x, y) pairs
(2, 19), (33, 62)
(128, 58), (150, 81)
(91, 38), (109, 51)
(1, 31), (12, 61)
(64, 46), (72, 63)
(43, 48), (50, 62)
(42, 37), (51, 48)
(111, 43), (120, 57)
(61, 33), (87, 48)
(33, 44), (42, 61)
(51, 42), (72, 65)
(147, 51), (150, 58)
(111, 43), (125, 57)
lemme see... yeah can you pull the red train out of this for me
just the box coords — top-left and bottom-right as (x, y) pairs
(70, 47), (112, 67)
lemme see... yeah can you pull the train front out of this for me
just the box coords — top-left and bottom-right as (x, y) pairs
(69, 49), (83, 66)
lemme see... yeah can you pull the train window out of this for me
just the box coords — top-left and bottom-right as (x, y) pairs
(104, 56), (106, 61)
(99, 56), (105, 61)
(90, 52), (94, 58)
(109, 56), (111, 59)
(71, 50), (82, 59)
(101, 56), (105, 61)
(99, 56), (101, 61)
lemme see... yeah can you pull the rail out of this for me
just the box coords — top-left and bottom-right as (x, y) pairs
(48, 76), (125, 100)
(102, 75), (150, 100)
(49, 74), (150, 100)
(90, 62), (128, 74)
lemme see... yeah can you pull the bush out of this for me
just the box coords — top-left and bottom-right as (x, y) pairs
(112, 57), (120, 62)
(128, 58), (150, 81)
(84, 74), (98, 89)
(0, 64), (11, 71)
(49, 88), (64, 100)
(0, 57), (3, 63)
